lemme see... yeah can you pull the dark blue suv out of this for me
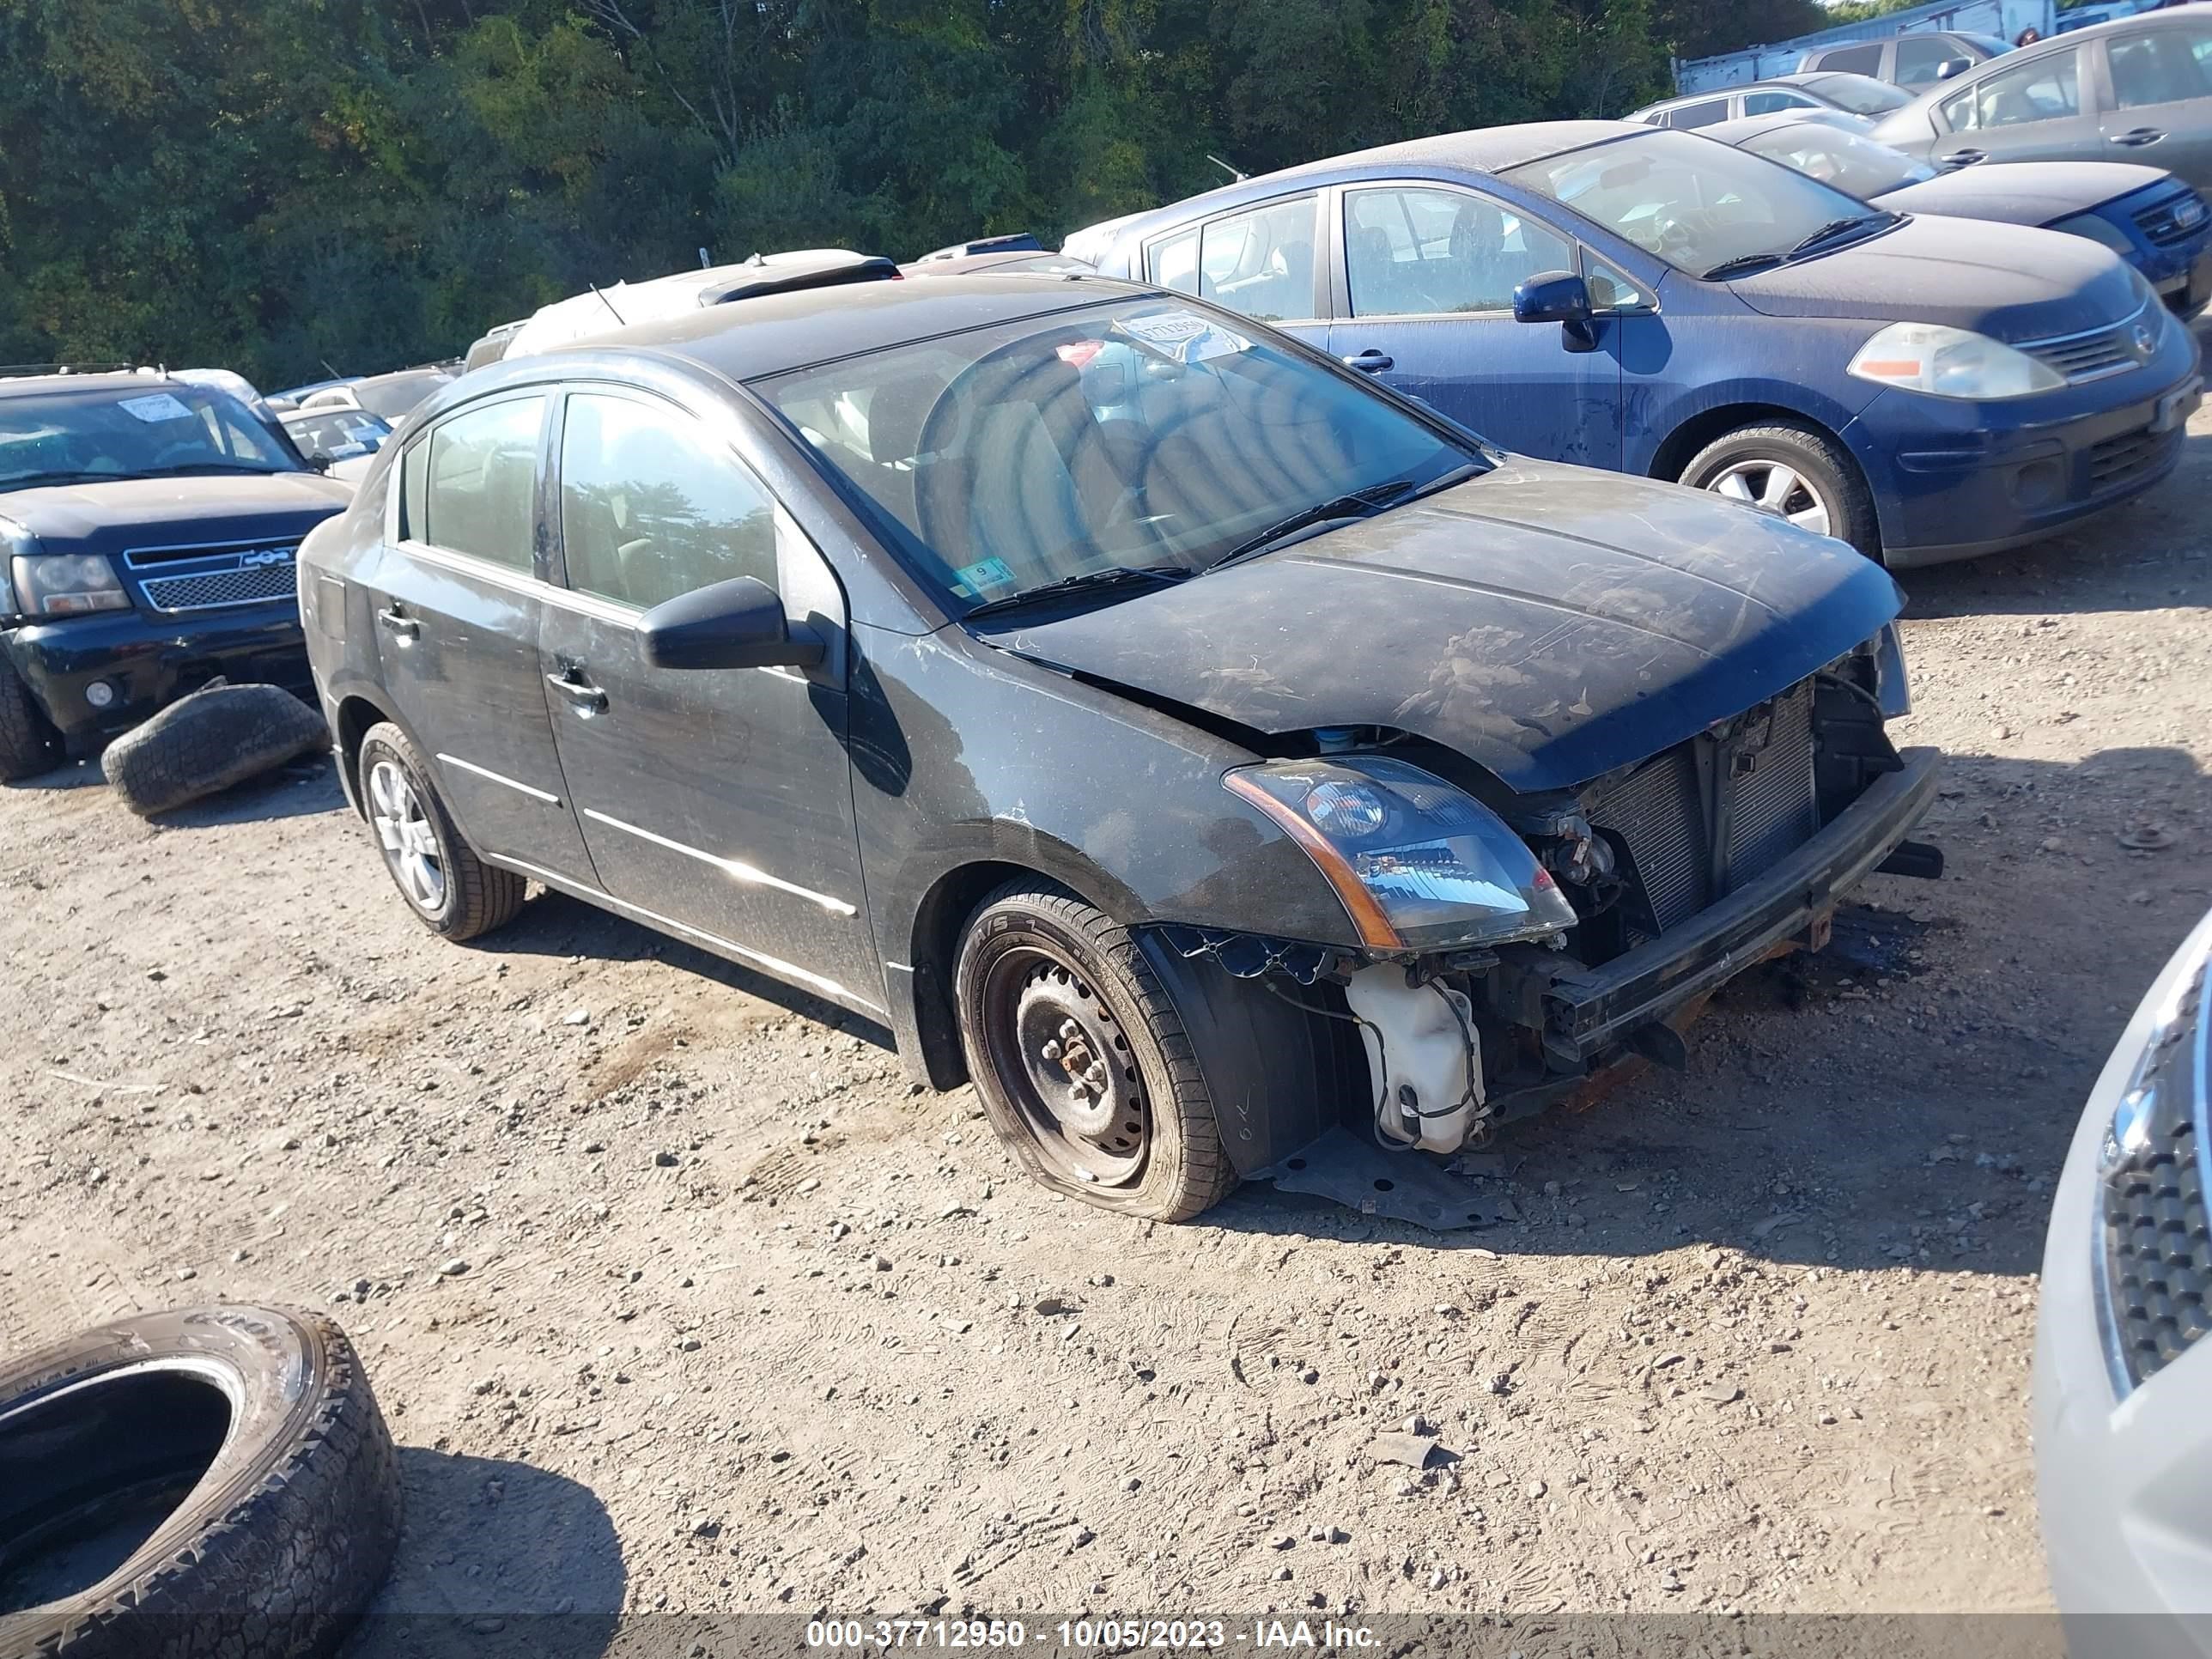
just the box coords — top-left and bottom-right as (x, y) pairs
(1066, 120), (2204, 567)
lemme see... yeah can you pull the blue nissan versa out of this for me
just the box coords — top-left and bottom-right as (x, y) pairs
(1066, 121), (2205, 566)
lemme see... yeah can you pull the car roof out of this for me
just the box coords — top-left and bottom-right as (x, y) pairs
(1071, 123), (1639, 249)
(538, 270), (1156, 384)
(0, 370), (178, 401)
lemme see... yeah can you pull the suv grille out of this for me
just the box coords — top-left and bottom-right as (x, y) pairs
(124, 541), (300, 613)
(2022, 304), (2154, 384)
(1584, 679), (1818, 935)
(2099, 951), (2211, 1392)
(2134, 189), (2209, 249)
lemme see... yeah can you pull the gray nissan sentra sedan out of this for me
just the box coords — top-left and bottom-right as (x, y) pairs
(300, 270), (1940, 1221)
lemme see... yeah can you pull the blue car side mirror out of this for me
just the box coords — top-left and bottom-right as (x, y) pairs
(1512, 270), (1601, 353)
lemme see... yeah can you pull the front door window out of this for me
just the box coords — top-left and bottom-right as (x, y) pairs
(1346, 186), (1573, 318)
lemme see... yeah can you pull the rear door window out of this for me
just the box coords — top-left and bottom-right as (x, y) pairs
(1190, 197), (1318, 322)
(1944, 49), (2080, 129)
(1743, 89), (1820, 113)
(413, 395), (544, 570)
(1813, 42), (1886, 76)
(556, 392), (777, 611)
(1665, 98), (1730, 128)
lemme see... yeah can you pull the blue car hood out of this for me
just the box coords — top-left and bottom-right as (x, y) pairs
(1729, 213), (2141, 343)
(1873, 161), (2171, 226)
(975, 460), (1903, 794)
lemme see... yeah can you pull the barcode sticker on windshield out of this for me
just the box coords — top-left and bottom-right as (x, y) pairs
(118, 392), (197, 423)
(1114, 310), (1249, 365)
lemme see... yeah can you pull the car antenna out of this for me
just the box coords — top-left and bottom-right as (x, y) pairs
(699, 246), (711, 269)
(1206, 154), (1248, 183)
(319, 359), (343, 380)
(589, 283), (628, 326)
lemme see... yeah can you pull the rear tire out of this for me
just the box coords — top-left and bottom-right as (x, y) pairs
(1680, 421), (1880, 559)
(955, 879), (1237, 1222)
(0, 655), (61, 781)
(356, 720), (525, 942)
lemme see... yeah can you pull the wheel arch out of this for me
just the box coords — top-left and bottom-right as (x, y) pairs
(331, 687), (407, 817)
(1646, 399), (1883, 559)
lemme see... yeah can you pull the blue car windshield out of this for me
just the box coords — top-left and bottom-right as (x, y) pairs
(757, 296), (1484, 611)
(1503, 129), (1887, 277)
(1740, 124), (1936, 198)
(0, 383), (300, 489)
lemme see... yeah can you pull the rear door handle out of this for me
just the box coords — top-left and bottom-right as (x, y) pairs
(2111, 127), (2166, 147)
(1940, 148), (1984, 167)
(1341, 349), (1395, 373)
(375, 605), (419, 642)
(544, 667), (608, 716)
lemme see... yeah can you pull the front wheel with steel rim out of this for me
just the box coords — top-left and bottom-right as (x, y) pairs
(355, 721), (525, 942)
(1680, 420), (1879, 559)
(955, 880), (1235, 1221)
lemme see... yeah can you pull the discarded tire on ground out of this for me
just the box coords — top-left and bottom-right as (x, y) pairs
(0, 1305), (400, 1658)
(100, 682), (327, 817)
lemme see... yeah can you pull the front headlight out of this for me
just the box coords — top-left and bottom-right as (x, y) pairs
(1224, 755), (1579, 951)
(1847, 322), (2066, 399)
(10, 551), (132, 617)
(2048, 211), (2137, 257)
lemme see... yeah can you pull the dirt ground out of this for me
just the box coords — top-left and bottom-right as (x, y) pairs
(6, 371), (2212, 1639)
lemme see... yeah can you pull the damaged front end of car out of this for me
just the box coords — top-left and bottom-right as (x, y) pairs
(1150, 626), (1942, 1157)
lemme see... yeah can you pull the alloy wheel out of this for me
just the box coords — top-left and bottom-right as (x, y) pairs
(367, 757), (446, 915)
(1705, 459), (1833, 537)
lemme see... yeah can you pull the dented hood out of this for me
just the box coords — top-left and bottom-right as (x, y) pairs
(976, 459), (1902, 794)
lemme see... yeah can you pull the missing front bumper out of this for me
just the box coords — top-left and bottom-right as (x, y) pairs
(1534, 746), (1941, 1066)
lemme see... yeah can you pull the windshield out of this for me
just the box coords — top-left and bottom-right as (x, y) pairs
(351, 370), (453, 422)
(283, 409), (394, 459)
(1502, 129), (1887, 277)
(0, 384), (301, 490)
(1741, 124), (1934, 197)
(1804, 72), (1914, 114)
(757, 297), (1482, 612)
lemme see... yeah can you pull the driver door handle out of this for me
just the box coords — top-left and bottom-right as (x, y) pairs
(2110, 127), (2166, 147)
(1341, 349), (1395, 374)
(375, 605), (419, 642)
(545, 666), (608, 716)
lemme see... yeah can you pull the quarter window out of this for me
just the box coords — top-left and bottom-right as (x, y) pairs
(1148, 226), (1199, 294)
(1346, 186), (1572, 318)
(414, 395), (544, 569)
(1944, 49), (2080, 130)
(557, 392), (776, 611)
(2108, 24), (2212, 110)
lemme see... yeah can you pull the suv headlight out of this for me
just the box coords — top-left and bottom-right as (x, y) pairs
(1224, 756), (1579, 951)
(1848, 322), (2065, 399)
(10, 551), (131, 617)
(2048, 211), (2137, 256)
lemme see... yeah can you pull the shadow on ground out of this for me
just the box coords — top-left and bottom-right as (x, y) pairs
(343, 1448), (625, 1658)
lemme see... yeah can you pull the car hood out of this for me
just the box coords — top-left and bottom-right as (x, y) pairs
(1873, 161), (2171, 226)
(975, 460), (1903, 794)
(1728, 212), (2140, 343)
(0, 472), (351, 556)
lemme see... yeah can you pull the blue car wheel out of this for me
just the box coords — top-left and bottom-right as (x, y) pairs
(1680, 421), (1881, 559)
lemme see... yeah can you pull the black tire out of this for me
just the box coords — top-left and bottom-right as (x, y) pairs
(0, 1305), (399, 1657)
(0, 656), (61, 781)
(954, 879), (1236, 1222)
(1679, 421), (1881, 559)
(356, 720), (525, 942)
(100, 682), (328, 817)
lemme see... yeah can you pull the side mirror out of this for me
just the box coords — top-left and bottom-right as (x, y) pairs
(1936, 58), (1971, 79)
(1512, 270), (1593, 325)
(1512, 270), (1600, 353)
(639, 574), (824, 672)
(305, 451), (334, 474)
